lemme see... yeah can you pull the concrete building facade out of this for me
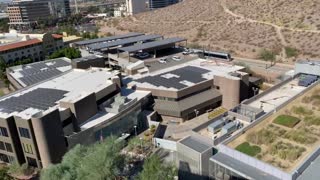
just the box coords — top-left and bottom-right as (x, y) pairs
(148, 0), (179, 9)
(0, 33), (64, 63)
(0, 68), (152, 168)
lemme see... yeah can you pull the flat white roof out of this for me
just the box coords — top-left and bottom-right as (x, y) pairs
(0, 68), (118, 119)
(128, 58), (245, 91)
(246, 78), (306, 113)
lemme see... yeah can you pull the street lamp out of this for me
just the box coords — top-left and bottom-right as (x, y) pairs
(134, 125), (137, 136)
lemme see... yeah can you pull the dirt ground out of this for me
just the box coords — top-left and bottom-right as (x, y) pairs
(98, 0), (320, 62)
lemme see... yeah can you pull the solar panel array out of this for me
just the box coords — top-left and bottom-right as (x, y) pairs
(118, 37), (186, 53)
(0, 88), (68, 114)
(18, 59), (71, 86)
(298, 74), (319, 87)
(74, 32), (144, 46)
(88, 34), (163, 51)
(135, 66), (210, 90)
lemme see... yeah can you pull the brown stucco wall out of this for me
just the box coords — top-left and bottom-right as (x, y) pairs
(31, 109), (67, 168)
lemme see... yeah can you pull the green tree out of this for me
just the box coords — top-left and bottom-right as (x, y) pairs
(259, 49), (276, 61)
(0, 166), (13, 180)
(137, 155), (177, 180)
(41, 137), (126, 180)
(49, 47), (81, 59)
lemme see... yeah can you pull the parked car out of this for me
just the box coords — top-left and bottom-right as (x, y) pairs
(158, 57), (167, 64)
(182, 51), (190, 55)
(172, 56), (181, 61)
(136, 52), (150, 59)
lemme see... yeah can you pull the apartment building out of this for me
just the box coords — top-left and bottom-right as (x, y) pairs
(0, 33), (64, 63)
(0, 67), (152, 168)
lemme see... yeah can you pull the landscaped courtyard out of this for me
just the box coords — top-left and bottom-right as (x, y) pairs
(228, 84), (320, 172)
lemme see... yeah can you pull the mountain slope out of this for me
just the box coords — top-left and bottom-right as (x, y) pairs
(102, 0), (320, 60)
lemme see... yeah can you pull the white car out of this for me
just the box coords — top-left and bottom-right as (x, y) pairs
(158, 57), (167, 64)
(172, 56), (181, 61)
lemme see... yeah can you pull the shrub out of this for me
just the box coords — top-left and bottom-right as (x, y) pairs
(284, 129), (317, 144)
(291, 106), (313, 116)
(269, 141), (305, 161)
(247, 128), (276, 145)
(259, 49), (276, 61)
(285, 47), (299, 58)
(304, 116), (320, 126)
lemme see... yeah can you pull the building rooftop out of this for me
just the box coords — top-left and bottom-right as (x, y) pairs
(88, 34), (163, 51)
(71, 55), (103, 63)
(129, 59), (245, 91)
(211, 153), (281, 180)
(8, 58), (72, 87)
(297, 154), (320, 180)
(74, 32), (144, 46)
(118, 37), (186, 53)
(0, 38), (42, 51)
(227, 83), (320, 172)
(296, 59), (320, 65)
(0, 68), (119, 119)
(179, 135), (212, 153)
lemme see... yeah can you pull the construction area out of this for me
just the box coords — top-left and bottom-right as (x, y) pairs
(228, 83), (320, 172)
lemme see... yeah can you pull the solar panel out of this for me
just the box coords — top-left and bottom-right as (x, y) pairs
(74, 32), (144, 46)
(0, 88), (68, 114)
(136, 66), (210, 90)
(88, 34), (163, 51)
(118, 37), (186, 53)
(18, 59), (71, 87)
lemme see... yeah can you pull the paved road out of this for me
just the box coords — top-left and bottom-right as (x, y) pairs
(234, 57), (294, 75)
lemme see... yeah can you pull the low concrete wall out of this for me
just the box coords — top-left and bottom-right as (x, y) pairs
(219, 144), (292, 180)
(153, 138), (177, 151)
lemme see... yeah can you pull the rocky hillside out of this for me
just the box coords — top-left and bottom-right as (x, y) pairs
(100, 0), (320, 61)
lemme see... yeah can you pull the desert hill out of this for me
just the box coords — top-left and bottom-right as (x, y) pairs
(100, 0), (320, 61)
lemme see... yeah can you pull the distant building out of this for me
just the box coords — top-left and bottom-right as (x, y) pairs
(294, 60), (320, 76)
(126, 0), (148, 15)
(148, 0), (179, 10)
(7, 0), (71, 30)
(114, 3), (127, 17)
(0, 33), (64, 63)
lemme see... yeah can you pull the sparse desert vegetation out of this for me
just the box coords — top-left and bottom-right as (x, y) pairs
(229, 85), (320, 171)
(99, 0), (320, 61)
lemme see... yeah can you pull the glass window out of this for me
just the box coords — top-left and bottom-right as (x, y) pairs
(26, 157), (37, 167)
(22, 143), (33, 154)
(0, 127), (8, 137)
(0, 153), (8, 163)
(5, 143), (13, 153)
(7, 155), (15, 163)
(0, 142), (4, 150)
(19, 128), (30, 139)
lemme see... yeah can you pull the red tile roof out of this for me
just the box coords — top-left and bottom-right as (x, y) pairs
(52, 34), (63, 39)
(0, 39), (42, 52)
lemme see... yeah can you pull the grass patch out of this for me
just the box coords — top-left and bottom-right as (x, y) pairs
(285, 47), (298, 58)
(236, 142), (261, 157)
(273, 115), (301, 128)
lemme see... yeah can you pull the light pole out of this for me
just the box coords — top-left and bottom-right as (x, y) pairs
(194, 109), (199, 118)
(134, 125), (137, 136)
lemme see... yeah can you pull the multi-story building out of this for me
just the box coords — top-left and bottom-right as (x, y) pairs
(0, 33), (64, 63)
(148, 0), (179, 10)
(128, 59), (254, 121)
(7, 0), (71, 30)
(126, 0), (148, 16)
(0, 67), (152, 168)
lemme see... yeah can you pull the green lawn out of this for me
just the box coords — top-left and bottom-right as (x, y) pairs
(273, 115), (301, 128)
(235, 142), (261, 157)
